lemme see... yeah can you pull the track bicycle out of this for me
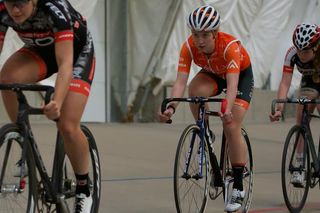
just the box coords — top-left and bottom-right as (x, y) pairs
(161, 97), (253, 213)
(0, 83), (101, 213)
(271, 98), (320, 213)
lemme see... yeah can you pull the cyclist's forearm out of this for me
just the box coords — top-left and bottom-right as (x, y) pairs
(225, 73), (239, 112)
(276, 72), (292, 111)
(54, 65), (73, 107)
(169, 72), (188, 108)
(170, 82), (186, 108)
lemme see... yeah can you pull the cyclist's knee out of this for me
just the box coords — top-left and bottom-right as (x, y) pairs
(224, 122), (240, 135)
(57, 120), (80, 137)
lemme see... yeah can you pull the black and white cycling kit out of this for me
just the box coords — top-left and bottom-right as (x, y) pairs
(283, 46), (320, 95)
(0, 0), (95, 96)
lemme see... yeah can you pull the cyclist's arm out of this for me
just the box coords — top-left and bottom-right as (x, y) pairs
(276, 72), (293, 111)
(224, 42), (241, 113)
(53, 39), (74, 108)
(170, 72), (189, 108)
(225, 72), (239, 111)
(170, 41), (192, 109)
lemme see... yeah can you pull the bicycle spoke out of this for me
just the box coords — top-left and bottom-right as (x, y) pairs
(0, 125), (35, 213)
(282, 125), (310, 212)
(174, 124), (208, 213)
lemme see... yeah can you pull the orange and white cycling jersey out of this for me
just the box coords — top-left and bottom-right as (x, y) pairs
(178, 32), (251, 78)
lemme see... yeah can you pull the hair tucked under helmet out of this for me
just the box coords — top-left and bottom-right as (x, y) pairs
(187, 5), (221, 31)
(292, 23), (320, 50)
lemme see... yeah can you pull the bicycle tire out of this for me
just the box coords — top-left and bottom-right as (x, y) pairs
(0, 124), (37, 213)
(173, 124), (209, 213)
(56, 124), (101, 213)
(222, 128), (254, 213)
(281, 125), (310, 213)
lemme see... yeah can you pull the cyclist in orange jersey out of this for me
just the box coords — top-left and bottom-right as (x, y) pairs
(270, 23), (320, 187)
(158, 5), (254, 212)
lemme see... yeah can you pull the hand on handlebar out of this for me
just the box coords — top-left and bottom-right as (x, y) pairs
(269, 110), (282, 122)
(219, 111), (233, 124)
(158, 107), (174, 123)
(43, 100), (61, 121)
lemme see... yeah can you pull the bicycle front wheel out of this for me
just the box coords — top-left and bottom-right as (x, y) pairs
(222, 128), (254, 213)
(57, 124), (101, 213)
(174, 124), (209, 213)
(281, 125), (310, 213)
(0, 124), (36, 213)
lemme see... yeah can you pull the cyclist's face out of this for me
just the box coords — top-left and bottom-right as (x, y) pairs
(296, 48), (315, 63)
(4, 0), (33, 24)
(191, 30), (216, 54)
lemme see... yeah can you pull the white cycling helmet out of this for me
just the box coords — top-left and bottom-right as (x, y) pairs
(187, 5), (220, 31)
(292, 23), (320, 50)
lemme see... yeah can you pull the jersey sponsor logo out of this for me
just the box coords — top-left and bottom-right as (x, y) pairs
(45, 2), (67, 22)
(19, 36), (55, 46)
(227, 59), (239, 70)
(178, 63), (187, 68)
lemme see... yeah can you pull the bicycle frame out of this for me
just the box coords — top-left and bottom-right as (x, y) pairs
(272, 98), (320, 177)
(161, 97), (224, 183)
(0, 84), (69, 209)
(294, 103), (319, 175)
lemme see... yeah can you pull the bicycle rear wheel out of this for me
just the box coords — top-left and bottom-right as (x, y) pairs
(0, 124), (36, 213)
(281, 125), (310, 213)
(222, 128), (253, 213)
(57, 124), (101, 213)
(173, 124), (209, 213)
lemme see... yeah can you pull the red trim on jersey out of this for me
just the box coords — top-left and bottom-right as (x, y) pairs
(284, 46), (296, 60)
(18, 31), (52, 38)
(234, 98), (250, 110)
(0, 3), (5, 11)
(88, 57), (95, 81)
(18, 48), (47, 81)
(54, 31), (74, 42)
(283, 65), (294, 73)
(0, 32), (5, 42)
(69, 79), (91, 96)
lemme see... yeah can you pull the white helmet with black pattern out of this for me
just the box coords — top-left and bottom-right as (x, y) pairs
(187, 5), (221, 31)
(292, 23), (320, 50)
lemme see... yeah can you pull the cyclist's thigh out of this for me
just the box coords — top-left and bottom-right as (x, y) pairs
(298, 76), (320, 119)
(236, 65), (254, 108)
(226, 65), (254, 126)
(59, 36), (95, 126)
(188, 69), (225, 97)
(0, 47), (47, 83)
(59, 90), (89, 126)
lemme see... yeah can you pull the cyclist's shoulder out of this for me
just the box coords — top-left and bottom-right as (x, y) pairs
(284, 46), (298, 61)
(38, 0), (71, 18)
(216, 32), (239, 46)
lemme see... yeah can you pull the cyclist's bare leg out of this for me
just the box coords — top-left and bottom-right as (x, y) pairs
(188, 73), (215, 118)
(223, 105), (247, 165)
(57, 91), (90, 175)
(0, 51), (42, 122)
